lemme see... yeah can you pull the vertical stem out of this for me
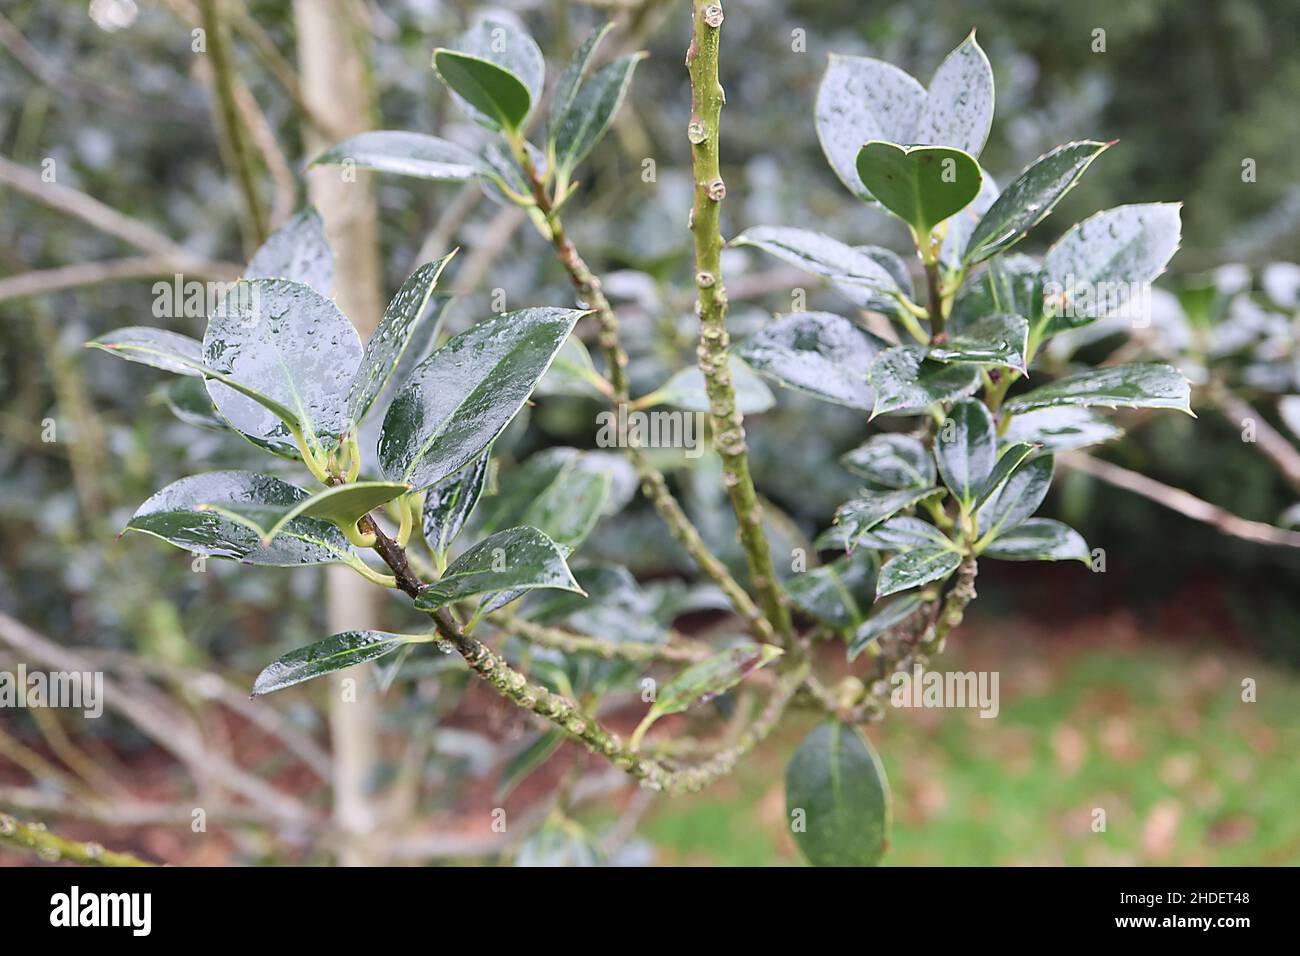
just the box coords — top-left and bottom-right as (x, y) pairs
(686, 1), (793, 641)
(924, 259), (947, 342)
(197, 0), (267, 252)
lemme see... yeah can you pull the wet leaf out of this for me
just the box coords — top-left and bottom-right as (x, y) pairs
(971, 441), (1037, 513)
(876, 546), (962, 597)
(983, 517), (1089, 562)
(437, 15), (543, 133)
(786, 722), (891, 866)
(413, 527), (582, 610)
(816, 54), (925, 202)
(913, 32), (994, 158)
(786, 547), (878, 630)
(252, 630), (429, 696)
(1041, 203), (1182, 331)
(737, 311), (886, 411)
(964, 141), (1111, 265)
(379, 308), (583, 491)
(935, 398), (997, 510)
(552, 52), (644, 181)
(1002, 406), (1123, 452)
(848, 593), (928, 661)
(646, 356), (775, 414)
(731, 226), (903, 313)
(977, 454), (1053, 539)
(246, 207), (333, 295)
(841, 434), (935, 489)
(348, 254), (456, 430)
(203, 279), (362, 459)
(126, 471), (353, 566)
(928, 312), (1028, 372)
(635, 642), (783, 744)
(868, 346), (981, 417)
(855, 141), (983, 236)
(834, 486), (944, 552)
(202, 480), (410, 543)
(1003, 363), (1192, 415)
(312, 131), (487, 182)
(422, 450), (492, 556)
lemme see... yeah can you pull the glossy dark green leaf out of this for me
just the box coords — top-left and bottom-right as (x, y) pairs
(163, 376), (227, 431)
(786, 548), (878, 630)
(348, 254), (456, 430)
(203, 279), (362, 458)
(89, 327), (307, 458)
(786, 722), (891, 866)
(496, 728), (566, 800)
(413, 527), (582, 610)
(855, 141), (983, 236)
(312, 131), (488, 182)
(126, 471), (353, 566)
(422, 450), (492, 556)
(913, 32), (994, 157)
(552, 52), (644, 180)
(935, 398), (997, 509)
(868, 346), (981, 417)
(634, 642), (783, 745)
(87, 326), (205, 377)
(848, 592), (928, 661)
(646, 357), (775, 414)
(876, 546), (962, 597)
(983, 517), (1089, 563)
(964, 141), (1111, 265)
(977, 454), (1053, 539)
(1003, 363), (1192, 416)
(1002, 406), (1123, 452)
(737, 311), (885, 411)
(816, 54), (925, 202)
(1041, 203), (1182, 331)
(840, 434), (935, 489)
(928, 312), (1028, 372)
(841, 515), (952, 553)
(246, 207), (333, 295)
(939, 173), (1000, 270)
(452, 15), (544, 120)
(433, 50), (533, 134)
(252, 630), (429, 696)
(731, 226), (903, 314)
(548, 24), (611, 138)
(971, 441), (1037, 513)
(834, 486), (944, 552)
(379, 308), (583, 491)
(203, 480), (410, 543)
(950, 253), (1043, 327)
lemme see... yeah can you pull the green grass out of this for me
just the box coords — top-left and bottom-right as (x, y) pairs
(635, 621), (1300, 866)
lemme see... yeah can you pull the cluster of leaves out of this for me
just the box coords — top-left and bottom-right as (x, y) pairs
(88, 20), (1198, 868)
(732, 33), (1191, 866)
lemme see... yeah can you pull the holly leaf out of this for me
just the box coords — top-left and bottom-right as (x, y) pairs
(982, 517), (1090, 562)
(246, 207), (333, 295)
(877, 546), (963, 597)
(125, 471), (354, 566)
(312, 131), (488, 182)
(934, 398), (997, 510)
(848, 593), (929, 661)
(868, 346), (981, 418)
(379, 308), (583, 491)
(252, 630), (431, 697)
(786, 722), (891, 866)
(737, 311), (886, 411)
(855, 141), (983, 236)
(840, 434), (935, 490)
(786, 548), (878, 630)
(412, 527), (582, 610)
(964, 141), (1111, 265)
(1003, 363), (1192, 416)
(422, 451), (492, 557)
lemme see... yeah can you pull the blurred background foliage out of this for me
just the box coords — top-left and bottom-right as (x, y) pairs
(1, 0), (1298, 865)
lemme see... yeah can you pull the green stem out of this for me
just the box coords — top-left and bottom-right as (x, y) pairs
(515, 142), (776, 644)
(924, 258), (947, 342)
(686, 1), (793, 643)
(496, 613), (711, 664)
(197, 0), (267, 251)
(0, 813), (153, 866)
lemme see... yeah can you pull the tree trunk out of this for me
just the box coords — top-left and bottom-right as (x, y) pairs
(294, 0), (386, 867)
